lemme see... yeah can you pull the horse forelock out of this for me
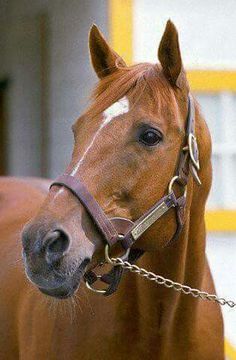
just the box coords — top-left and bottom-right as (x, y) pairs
(83, 63), (175, 120)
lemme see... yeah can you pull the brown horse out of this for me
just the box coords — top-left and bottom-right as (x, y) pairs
(1, 21), (224, 359)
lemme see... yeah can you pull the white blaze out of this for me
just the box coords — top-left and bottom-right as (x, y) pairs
(70, 97), (129, 175)
(103, 96), (129, 125)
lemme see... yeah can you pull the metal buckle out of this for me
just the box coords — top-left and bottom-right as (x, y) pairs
(188, 133), (200, 170)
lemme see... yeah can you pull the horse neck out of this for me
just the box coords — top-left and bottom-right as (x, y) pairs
(118, 188), (207, 329)
(133, 107), (211, 307)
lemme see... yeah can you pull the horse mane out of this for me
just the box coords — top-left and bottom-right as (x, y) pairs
(85, 63), (174, 119)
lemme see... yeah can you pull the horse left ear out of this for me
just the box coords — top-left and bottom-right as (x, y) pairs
(89, 24), (126, 79)
(158, 20), (186, 89)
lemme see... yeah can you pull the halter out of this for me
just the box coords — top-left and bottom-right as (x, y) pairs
(50, 94), (201, 296)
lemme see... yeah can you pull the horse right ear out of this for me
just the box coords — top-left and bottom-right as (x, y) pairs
(158, 20), (187, 89)
(89, 24), (126, 79)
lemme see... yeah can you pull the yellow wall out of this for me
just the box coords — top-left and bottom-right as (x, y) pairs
(109, 0), (133, 64)
(206, 210), (236, 232)
(188, 70), (236, 92)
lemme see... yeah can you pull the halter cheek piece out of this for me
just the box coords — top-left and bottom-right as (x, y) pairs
(50, 94), (200, 296)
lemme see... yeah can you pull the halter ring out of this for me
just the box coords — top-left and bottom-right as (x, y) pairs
(105, 242), (130, 265)
(85, 275), (107, 294)
(168, 176), (187, 198)
(85, 237), (130, 294)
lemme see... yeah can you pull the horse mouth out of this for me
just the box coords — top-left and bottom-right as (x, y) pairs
(39, 282), (78, 299)
(37, 258), (90, 299)
(39, 286), (75, 299)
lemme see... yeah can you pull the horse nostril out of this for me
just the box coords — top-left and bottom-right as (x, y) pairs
(45, 230), (70, 264)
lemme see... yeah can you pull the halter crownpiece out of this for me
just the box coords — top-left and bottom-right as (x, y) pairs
(50, 93), (200, 296)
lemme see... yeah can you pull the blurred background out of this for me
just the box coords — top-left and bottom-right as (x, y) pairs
(0, 0), (235, 357)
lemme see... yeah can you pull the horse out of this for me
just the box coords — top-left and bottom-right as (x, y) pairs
(1, 21), (224, 359)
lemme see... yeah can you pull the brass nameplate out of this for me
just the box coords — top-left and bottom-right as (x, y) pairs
(131, 202), (169, 240)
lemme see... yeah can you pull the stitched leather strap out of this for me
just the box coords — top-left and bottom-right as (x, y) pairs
(51, 176), (182, 250)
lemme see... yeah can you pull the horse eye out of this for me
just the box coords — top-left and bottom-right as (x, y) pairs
(139, 129), (162, 146)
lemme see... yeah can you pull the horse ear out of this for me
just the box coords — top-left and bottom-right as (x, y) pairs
(158, 20), (186, 89)
(89, 24), (126, 79)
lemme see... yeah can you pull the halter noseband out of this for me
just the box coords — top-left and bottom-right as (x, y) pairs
(50, 94), (200, 296)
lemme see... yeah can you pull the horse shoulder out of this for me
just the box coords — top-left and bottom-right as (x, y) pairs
(0, 176), (50, 359)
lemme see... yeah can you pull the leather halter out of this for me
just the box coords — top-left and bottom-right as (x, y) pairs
(50, 94), (200, 296)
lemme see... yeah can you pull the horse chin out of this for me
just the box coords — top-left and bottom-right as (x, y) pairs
(39, 279), (79, 299)
(39, 285), (76, 299)
(27, 259), (89, 300)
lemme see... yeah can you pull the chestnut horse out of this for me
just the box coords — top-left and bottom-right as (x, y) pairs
(1, 22), (224, 359)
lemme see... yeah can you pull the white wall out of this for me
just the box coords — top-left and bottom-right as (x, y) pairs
(133, 0), (236, 69)
(3, 17), (42, 175)
(48, 1), (108, 178)
(207, 234), (236, 348)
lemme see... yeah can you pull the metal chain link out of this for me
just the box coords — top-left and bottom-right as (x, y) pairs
(109, 256), (236, 308)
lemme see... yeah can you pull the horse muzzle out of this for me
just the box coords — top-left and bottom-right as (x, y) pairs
(21, 224), (91, 299)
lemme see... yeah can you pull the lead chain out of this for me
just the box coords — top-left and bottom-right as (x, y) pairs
(110, 257), (236, 308)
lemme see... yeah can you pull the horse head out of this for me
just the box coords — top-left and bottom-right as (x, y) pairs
(22, 21), (211, 299)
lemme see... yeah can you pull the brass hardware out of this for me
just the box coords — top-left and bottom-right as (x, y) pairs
(168, 176), (187, 198)
(105, 242), (130, 265)
(85, 275), (107, 294)
(190, 164), (202, 186)
(131, 202), (169, 240)
(168, 176), (180, 194)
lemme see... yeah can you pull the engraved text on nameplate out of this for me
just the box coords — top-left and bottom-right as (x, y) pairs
(131, 202), (169, 240)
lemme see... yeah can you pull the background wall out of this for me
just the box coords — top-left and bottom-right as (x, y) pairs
(0, 0), (108, 178)
(133, 0), (236, 69)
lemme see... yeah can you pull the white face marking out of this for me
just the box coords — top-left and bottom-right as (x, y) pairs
(70, 97), (129, 176)
(103, 97), (129, 125)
